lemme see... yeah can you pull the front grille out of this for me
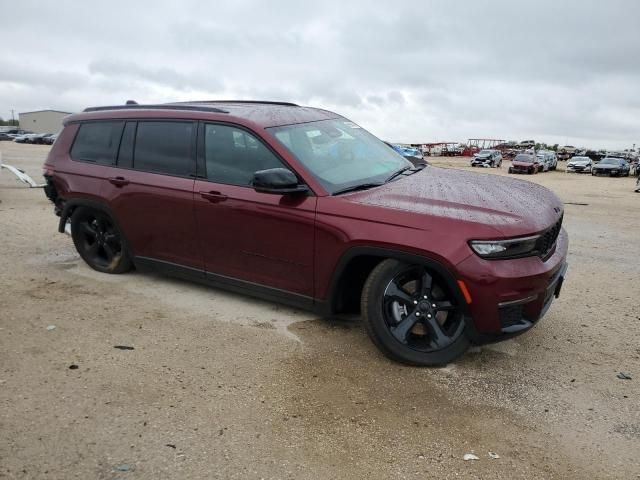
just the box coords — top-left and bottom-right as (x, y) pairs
(536, 215), (563, 258)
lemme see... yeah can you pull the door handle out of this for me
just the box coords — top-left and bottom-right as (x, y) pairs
(199, 191), (228, 203)
(108, 176), (130, 187)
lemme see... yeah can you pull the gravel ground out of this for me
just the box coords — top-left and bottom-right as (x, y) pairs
(1, 142), (639, 479)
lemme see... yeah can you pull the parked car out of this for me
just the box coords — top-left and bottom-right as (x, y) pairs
(14, 133), (39, 143)
(591, 157), (631, 177)
(538, 150), (557, 170)
(43, 133), (59, 145)
(43, 100), (568, 366)
(566, 156), (593, 173)
(508, 153), (543, 174)
(557, 145), (576, 161)
(470, 149), (502, 168)
(0, 132), (13, 141)
(536, 153), (550, 172)
(31, 133), (54, 144)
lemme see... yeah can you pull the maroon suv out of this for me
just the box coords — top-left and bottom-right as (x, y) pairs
(43, 101), (568, 366)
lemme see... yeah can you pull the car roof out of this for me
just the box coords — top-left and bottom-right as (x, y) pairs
(65, 100), (342, 129)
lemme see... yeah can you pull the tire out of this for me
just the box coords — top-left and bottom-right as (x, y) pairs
(508, 168), (513, 174)
(361, 259), (470, 366)
(71, 207), (132, 274)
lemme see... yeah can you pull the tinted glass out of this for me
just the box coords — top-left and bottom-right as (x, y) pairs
(117, 122), (136, 169)
(204, 124), (284, 186)
(134, 122), (193, 176)
(71, 121), (124, 164)
(269, 119), (410, 194)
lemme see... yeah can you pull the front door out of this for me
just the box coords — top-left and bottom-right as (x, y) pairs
(193, 123), (316, 298)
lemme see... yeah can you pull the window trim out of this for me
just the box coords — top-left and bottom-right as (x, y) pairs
(197, 120), (313, 194)
(69, 120), (125, 165)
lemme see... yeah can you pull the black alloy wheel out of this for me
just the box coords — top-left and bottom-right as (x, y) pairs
(362, 259), (469, 366)
(71, 207), (132, 274)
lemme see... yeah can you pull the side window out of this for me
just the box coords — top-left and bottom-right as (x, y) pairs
(134, 121), (194, 176)
(70, 121), (124, 164)
(204, 124), (285, 186)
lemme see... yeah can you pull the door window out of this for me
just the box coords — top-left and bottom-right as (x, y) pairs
(204, 124), (284, 186)
(134, 121), (194, 176)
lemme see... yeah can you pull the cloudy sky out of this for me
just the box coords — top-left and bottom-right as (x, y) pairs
(2, 0), (639, 149)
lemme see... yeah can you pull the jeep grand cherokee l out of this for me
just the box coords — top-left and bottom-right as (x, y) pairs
(43, 101), (568, 366)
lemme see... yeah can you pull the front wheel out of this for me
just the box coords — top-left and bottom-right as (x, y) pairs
(361, 260), (470, 366)
(71, 207), (132, 274)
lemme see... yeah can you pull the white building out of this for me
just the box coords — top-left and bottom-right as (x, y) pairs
(19, 109), (73, 134)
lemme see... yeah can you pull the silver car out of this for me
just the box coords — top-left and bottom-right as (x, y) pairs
(566, 156), (593, 173)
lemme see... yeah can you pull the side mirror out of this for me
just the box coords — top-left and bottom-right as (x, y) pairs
(252, 168), (309, 195)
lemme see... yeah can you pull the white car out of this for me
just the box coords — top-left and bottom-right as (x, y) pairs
(566, 156), (593, 173)
(538, 150), (557, 170)
(536, 153), (550, 172)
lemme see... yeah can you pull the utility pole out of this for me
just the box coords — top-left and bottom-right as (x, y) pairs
(10, 109), (15, 126)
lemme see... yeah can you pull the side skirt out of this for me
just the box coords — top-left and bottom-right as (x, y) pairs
(134, 256), (318, 313)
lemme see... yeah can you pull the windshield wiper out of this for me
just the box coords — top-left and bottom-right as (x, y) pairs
(332, 183), (384, 195)
(384, 164), (425, 183)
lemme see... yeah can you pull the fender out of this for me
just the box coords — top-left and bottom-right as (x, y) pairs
(320, 246), (471, 318)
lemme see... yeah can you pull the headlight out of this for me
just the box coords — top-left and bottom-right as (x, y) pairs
(469, 235), (540, 259)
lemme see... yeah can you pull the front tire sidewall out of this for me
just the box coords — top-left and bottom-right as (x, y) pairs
(361, 259), (470, 366)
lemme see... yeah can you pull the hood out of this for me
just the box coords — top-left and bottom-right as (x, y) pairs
(342, 167), (563, 238)
(569, 160), (590, 166)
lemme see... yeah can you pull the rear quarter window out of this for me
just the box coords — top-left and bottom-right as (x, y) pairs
(70, 121), (124, 164)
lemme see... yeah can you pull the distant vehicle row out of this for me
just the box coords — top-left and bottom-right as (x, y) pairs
(0, 130), (58, 144)
(566, 156), (632, 176)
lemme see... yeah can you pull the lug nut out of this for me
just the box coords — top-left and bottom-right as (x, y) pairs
(432, 304), (436, 308)
(427, 314), (432, 318)
(413, 300), (418, 305)
(423, 295), (428, 299)
(416, 312), (421, 316)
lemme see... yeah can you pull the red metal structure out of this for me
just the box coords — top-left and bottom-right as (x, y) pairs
(462, 139), (506, 157)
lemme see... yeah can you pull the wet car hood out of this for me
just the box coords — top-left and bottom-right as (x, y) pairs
(594, 163), (622, 169)
(344, 167), (563, 237)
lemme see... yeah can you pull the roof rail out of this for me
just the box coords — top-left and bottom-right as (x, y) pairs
(82, 104), (229, 114)
(172, 100), (299, 107)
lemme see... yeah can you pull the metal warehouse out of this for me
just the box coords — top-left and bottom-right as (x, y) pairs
(19, 109), (72, 134)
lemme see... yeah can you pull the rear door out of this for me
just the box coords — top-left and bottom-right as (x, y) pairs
(101, 120), (202, 270)
(193, 122), (316, 298)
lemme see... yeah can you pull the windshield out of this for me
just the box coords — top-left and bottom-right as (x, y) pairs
(571, 157), (589, 162)
(514, 154), (534, 163)
(601, 158), (621, 165)
(268, 119), (411, 194)
(478, 150), (492, 155)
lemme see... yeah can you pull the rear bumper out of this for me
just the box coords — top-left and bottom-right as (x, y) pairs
(455, 228), (569, 343)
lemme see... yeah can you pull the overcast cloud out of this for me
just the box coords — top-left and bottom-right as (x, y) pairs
(2, 0), (639, 149)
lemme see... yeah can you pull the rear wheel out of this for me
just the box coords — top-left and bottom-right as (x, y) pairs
(361, 259), (469, 366)
(71, 207), (132, 274)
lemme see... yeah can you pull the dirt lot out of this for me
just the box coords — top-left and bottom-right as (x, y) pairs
(1, 142), (639, 479)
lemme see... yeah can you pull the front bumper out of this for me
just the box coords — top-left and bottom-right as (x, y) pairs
(567, 166), (590, 173)
(455, 228), (569, 343)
